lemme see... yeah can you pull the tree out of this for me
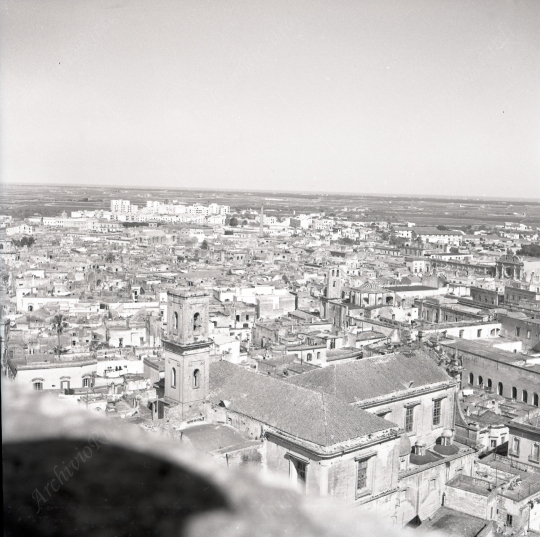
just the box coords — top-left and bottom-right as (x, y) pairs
(518, 244), (540, 258)
(229, 217), (239, 227)
(436, 225), (449, 231)
(105, 252), (115, 263)
(200, 239), (209, 250)
(12, 236), (36, 248)
(52, 313), (68, 362)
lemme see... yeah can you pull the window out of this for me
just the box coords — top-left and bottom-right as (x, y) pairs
(468, 372), (474, 385)
(356, 459), (369, 492)
(173, 312), (178, 330)
(405, 406), (414, 433)
(297, 461), (307, 484)
(171, 367), (177, 388)
(531, 444), (540, 462)
(534, 393), (539, 407)
(512, 387), (517, 399)
(512, 438), (520, 456)
(490, 440), (497, 449)
(527, 330), (531, 339)
(459, 330), (464, 338)
(306, 353), (312, 362)
(236, 314), (240, 322)
(83, 378), (90, 388)
(193, 369), (200, 389)
(487, 379), (492, 389)
(290, 458), (307, 491)
(523, 390), (528, 403)
(245, 315), (249, 321)
(433, 399), (442, 426)
(193, 312), (201, 331)
(498, 382), (504, 396)
(478, 376), (483, 387)
(33, 382), (43, 391)
(477, 329), (482, 338)
(506, 514), (513, 527)
(118, 338), (123, 348)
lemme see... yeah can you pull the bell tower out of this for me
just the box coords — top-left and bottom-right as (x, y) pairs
(163, 289), (211, 419)
(326, 266), (342, 300)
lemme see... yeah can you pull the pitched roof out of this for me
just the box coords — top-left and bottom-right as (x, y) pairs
(208, 361), (395, 447)
(286, 350), (452, 405)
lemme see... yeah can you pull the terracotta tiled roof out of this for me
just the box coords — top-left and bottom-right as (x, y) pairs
(208, 361), (395, 447)
(286, 350), (452, 404)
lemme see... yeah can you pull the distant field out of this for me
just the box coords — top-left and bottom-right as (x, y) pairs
(2, 184), (540, 227)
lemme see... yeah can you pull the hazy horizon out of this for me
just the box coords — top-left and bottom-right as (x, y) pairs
(2, 0), (539, 198)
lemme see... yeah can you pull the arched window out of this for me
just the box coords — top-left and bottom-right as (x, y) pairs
(522, 390), (528, 404)
(171, 368), (177, 388)
(487, 379), (492, 389)
(173, 312), (178, 330)
(468, 373), (474, 385)
(331, 269), (335, 277)
(497, 382), (503, 396)
(478, 376), (483, 387)
(512, 387), (517, 399)
(33, 382), (43, 391)
(193, 369), (200, 389)
(193, 312), (200, 331)
(534, 393), (539, 407)
(28, 305), (33, 312)
(332, 281), (336, 287)
(306, 353), (312, 362)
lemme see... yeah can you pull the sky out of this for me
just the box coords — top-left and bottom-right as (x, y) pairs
(1, 0), (539, 198)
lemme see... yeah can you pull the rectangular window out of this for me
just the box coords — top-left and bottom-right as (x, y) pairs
(490, 440), (497, 449)
(405, 406), (414, 433)
(33, 382), (43, 391)
(433, 399), (442, 426)
(531, 444), (540, 462)
(297, 461), (306, 483)
(516, 327), (520, 337)
(357, 459), (368, 491)
(506, 514), (513, 527)
(83, 378), (90, 388)
(291, 459), (307, 491)
(512, 438), (520, 456)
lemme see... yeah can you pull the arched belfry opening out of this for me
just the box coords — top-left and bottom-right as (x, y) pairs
(193, 312), (201, 332)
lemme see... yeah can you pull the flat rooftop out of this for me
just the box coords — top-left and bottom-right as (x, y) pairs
(419, 507), (488, 537)
(180, 423), (250, 453)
